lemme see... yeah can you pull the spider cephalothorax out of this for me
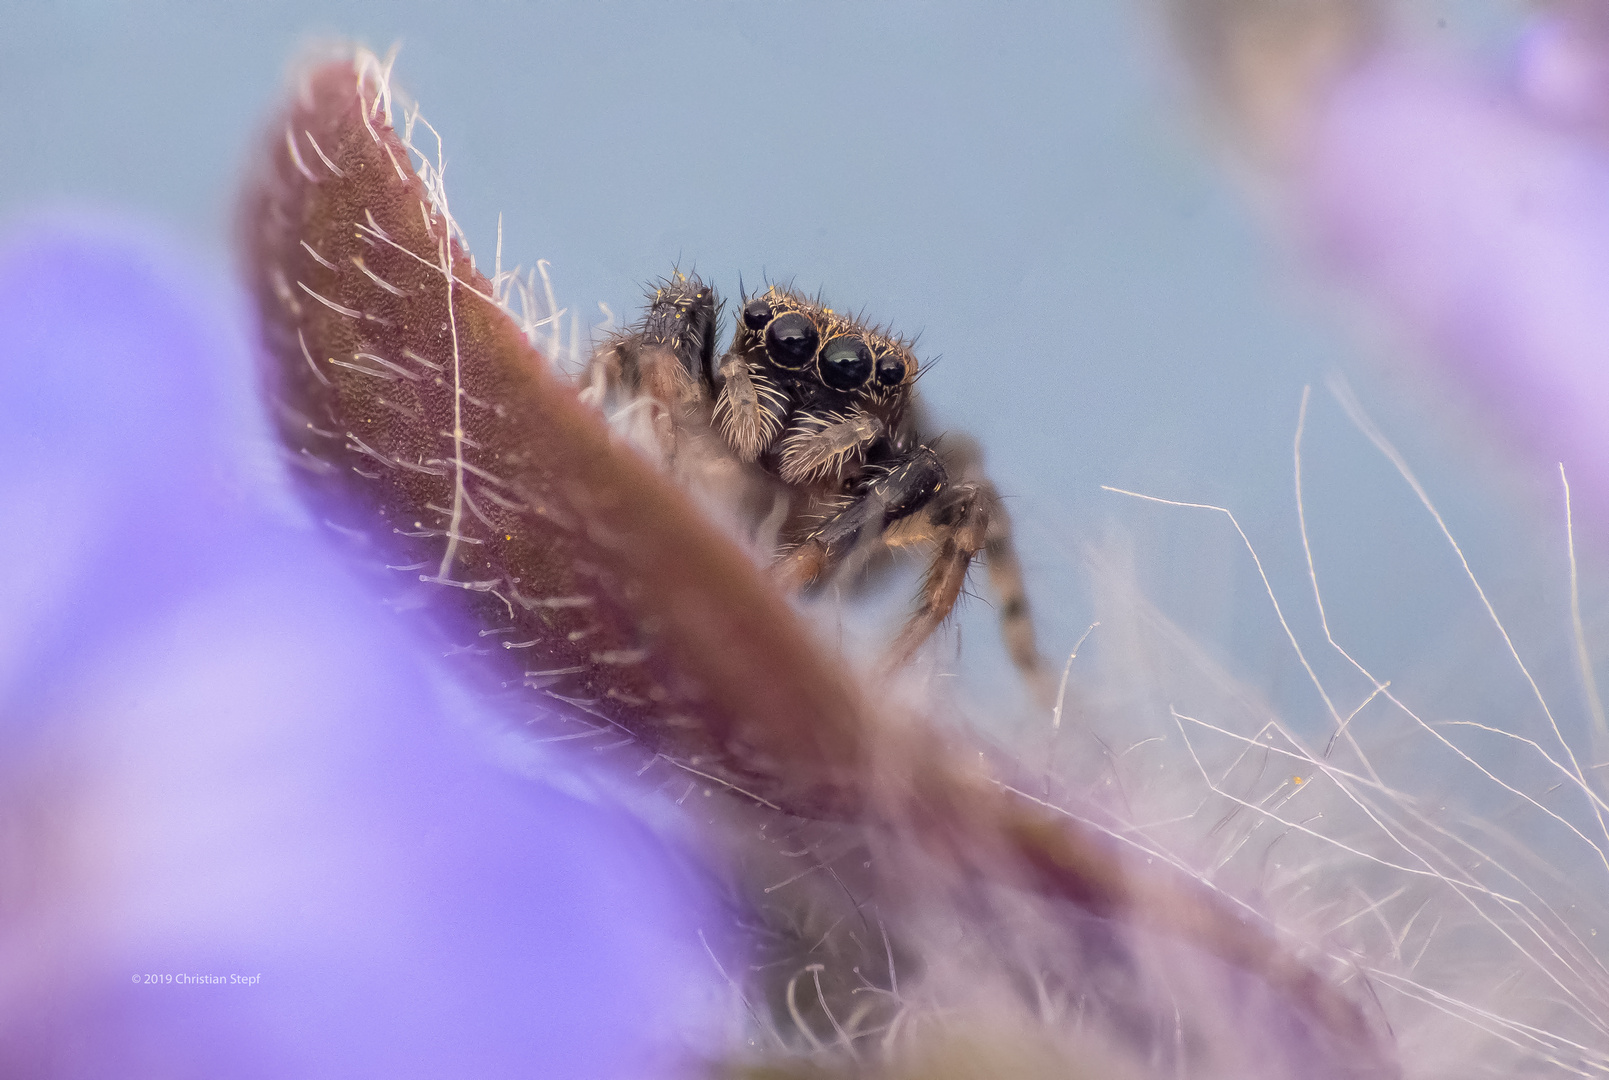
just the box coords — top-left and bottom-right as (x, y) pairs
(714, 286), (917, 484)
(587, 274), (1048, 692)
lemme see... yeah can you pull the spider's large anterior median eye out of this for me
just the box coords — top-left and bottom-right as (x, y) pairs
(819, 335), (873, 391)
(764, 312), (819, 369)
(875, 352), (907, 388)
(741, 298), (773, 331)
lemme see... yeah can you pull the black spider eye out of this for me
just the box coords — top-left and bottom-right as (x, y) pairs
(819, 335), (873, 391)
(875, 352), (907, 388)
(764, 312), (819, 369)
(742, 298), (772, 331)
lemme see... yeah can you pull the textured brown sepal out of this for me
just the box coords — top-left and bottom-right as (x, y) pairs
(240, 56), (867, 818)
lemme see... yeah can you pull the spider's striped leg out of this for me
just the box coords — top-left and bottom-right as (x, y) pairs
(885, 482), (989, 673)
(973, 479), (1054, 706)
(777, 446), (947, 592)
(910, 429), (1053, 703)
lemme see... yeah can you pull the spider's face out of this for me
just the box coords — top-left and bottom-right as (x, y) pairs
(736, 286), (916, 402)
(714, 286), (919, 479)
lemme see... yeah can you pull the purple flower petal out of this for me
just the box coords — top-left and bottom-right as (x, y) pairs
(0, 219), (717, 1079)
(1304, 43), (1609, 517)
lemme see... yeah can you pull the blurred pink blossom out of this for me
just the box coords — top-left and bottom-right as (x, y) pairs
(1303, 13), (1609, 517)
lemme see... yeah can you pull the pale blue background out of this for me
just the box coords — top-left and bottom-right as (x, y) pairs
(6, 1), (1576, 741)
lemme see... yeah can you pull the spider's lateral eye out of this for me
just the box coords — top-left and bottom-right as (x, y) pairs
(764, 311), (819, 369)
(819, 335), (873, 391)
(741, 298), (773, 331)
(875, 352), (907, 388)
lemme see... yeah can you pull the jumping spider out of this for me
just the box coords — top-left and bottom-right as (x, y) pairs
(583, 275), (1049, 696)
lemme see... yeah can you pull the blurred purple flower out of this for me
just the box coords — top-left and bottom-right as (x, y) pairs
(1517, 6), (1609, 138)
(1303, 16), (1609, 517)
(0, 220), (718, 1079)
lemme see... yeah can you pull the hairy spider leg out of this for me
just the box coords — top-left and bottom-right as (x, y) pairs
(878, 480), (1051, 702)
(585, 274), (718, 453)
(978, 483), (1053, 701)
(867, 414), (1053, 703)
(937, 432), (1052, 703)
(777, 444), (998, 675)
(885, 479), (991, 673)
